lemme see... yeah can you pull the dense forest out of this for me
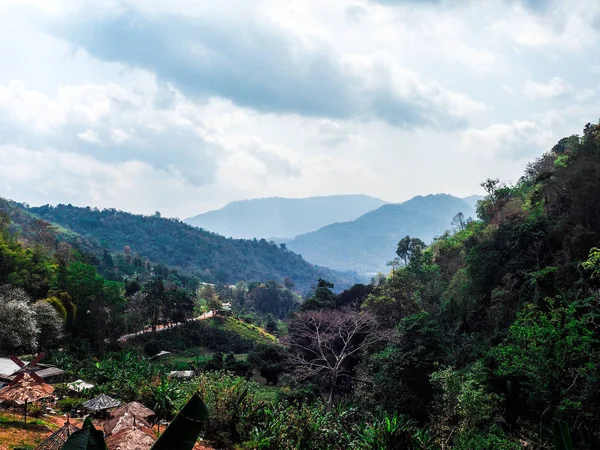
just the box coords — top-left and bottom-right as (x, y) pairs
(2, 121), (600, 449)
(0, 199), (359, 293)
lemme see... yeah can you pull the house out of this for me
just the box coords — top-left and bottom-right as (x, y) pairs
(168, 370), (195, 379)
(0, 357), (65, 384)
(217, 302), (232, 316)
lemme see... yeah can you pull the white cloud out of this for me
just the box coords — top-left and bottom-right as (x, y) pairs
(459, 120), (554, 160)
(523, 77), (573, 100)
(0, 0), (598, 217)
(77, 129), (101, 144)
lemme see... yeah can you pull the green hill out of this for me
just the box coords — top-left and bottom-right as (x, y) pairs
(1, 200), (360, 292)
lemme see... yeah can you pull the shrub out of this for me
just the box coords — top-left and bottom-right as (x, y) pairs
(176, 371), (263, 448)
(144, 339), (161, 357)
(452, 425), (520, 450)
(57, 397), (86, 413)
(27, 402), (43, 418)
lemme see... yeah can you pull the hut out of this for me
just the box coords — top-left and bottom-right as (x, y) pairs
(34, 421), (79, 450)
(105, 426), (157, 450)
(82, 394), (121, 417)
(111, 401), (155, 422)
(0, 373), (54, 423)
(104, 412), (151, 436)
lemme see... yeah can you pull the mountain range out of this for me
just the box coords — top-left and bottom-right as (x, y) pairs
(285, 194), (477, 273)
(185, 195), (387, 239)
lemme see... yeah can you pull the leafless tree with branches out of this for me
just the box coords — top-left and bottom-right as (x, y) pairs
(284, 309), (386, 410)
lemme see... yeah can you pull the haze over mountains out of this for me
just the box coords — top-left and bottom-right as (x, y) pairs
(286, 194), (476, 273)
(185, 195), (388, 239)
(187, 193), (479, 274)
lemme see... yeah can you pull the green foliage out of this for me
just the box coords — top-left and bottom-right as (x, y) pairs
(356, 412), (432, 450)
(430, 361), (502, 438)
(28, 203), (359, 292)
(57, 397), (86, 413)
(553, 420), (574, 450)
(177, 371), (263, 447)
(357, 312), (444, 421)
(493, 298), (598, 423)
(452, 425), (520, 450)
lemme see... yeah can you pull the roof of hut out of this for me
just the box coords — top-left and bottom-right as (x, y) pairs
(106, 426), (157, 450)
(82, 393), (121, 411)
(111, 401), (155, 421)
(104, 412), (151, 436)
(34, 421), (79, 450)
(0, 373), (54, 405)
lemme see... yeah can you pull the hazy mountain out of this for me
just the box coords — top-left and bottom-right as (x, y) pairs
(185, 195), (387, 239)
(461, 194), (485, 209)
(8, 201), (362, 293)
(286, 194), (476, 274)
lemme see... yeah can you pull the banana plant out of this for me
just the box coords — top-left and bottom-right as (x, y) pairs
(553, 420), (574, 450)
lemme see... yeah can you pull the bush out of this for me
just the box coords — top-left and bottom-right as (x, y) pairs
(452, 426), (520, 450)
(26, 402), (43, 418)
(176, 371), (263, 447)
(57, 397), (86, 413)
(144, 339), (161, 357)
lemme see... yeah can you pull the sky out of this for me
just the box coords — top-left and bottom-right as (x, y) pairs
(0, 0), (598, 218)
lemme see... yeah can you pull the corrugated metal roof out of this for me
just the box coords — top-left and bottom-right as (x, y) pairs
(169, 370), (195, 378)
(0, 358), (25, 378)
(34, 367), (64, 378)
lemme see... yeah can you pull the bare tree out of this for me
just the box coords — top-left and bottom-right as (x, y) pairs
(284, 309), (385, 410)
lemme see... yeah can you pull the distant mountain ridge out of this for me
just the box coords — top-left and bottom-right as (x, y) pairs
(286, 194), (476, 274)
(185, 195), (387, 239)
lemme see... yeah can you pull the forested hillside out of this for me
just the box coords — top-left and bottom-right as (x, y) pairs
(185, 195), (387, 239)
(2, 201), (359, 292)
(286, 194), (475, 273)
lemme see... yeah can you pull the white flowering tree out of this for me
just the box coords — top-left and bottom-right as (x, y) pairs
(0, 286), (39, 353)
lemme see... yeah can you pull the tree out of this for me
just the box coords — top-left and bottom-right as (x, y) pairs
(164, 288), (195, 325)
(0, 286), (39, 353)
(144, 277), (167, 332)
(395, 236), (427, 267)
(452, 212), (467, 231)
(358, 312), (445, 421)
(265, 314), (278, 334)
(33, 301), (64, 350)
(301, 279), (336, 310)
(283, 277), (295, 290)
(285, 309), (384, 410)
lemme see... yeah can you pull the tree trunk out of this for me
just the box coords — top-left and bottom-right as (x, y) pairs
(327, 375), (337, 412)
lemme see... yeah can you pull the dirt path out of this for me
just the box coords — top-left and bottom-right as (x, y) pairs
(117, 311), (215, 342)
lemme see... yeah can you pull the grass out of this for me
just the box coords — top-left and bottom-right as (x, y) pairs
(156, 346), (283, 403)
(0, 412), (58, 450)
(208, 316), (277, 344)
(158, 347), (248, 367)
